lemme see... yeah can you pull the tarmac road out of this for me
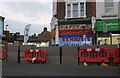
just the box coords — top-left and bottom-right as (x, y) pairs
(1, 62), (119, 76)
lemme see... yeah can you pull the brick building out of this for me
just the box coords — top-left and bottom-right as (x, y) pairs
(51, 0), (96, 46)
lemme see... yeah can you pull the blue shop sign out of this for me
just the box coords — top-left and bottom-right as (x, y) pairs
(60, 35), (92, 46)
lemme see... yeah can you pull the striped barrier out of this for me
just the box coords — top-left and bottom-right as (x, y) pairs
(111, 48), (120, 63)
(0, 49), (6, 60)
(23, 49), (47, 63)
(78, 48), (110, 63)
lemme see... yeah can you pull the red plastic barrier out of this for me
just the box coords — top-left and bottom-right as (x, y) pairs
(0, 49), (6, 60)
(23, 49), (47, 62)
(78, 48), (110, 62)
(36, 49), (47, 62)
(23, 49), (35, 61)
(112, 48), (120, 63)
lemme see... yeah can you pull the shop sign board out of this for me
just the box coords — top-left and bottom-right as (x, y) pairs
(59, 35), (92, 46)
(96, 19), (120, 32)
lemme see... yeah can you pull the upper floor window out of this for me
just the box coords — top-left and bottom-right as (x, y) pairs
(80, 3), (84, 16)
(65, 2), (86, 18)
(73, 3), (78, 17)
(67, 4), (71, 17)
(105, 0), (114, 13)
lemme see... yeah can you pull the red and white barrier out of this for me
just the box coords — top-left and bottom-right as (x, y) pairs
(111, 48), (120, 63)
(78, 48), (110, 63)
(23, 49), (47, 63)
(0, 49), (6, 60)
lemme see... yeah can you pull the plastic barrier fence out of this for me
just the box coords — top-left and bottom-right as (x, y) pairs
(23, 49), (47, 62)
(0, 49), (6, 60)
(112, 48), (120, 63)
(78, 48), (110, 62)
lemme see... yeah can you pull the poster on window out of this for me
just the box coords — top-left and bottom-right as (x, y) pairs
(0, 21), (3, 36)
(81, 35), (92, 45)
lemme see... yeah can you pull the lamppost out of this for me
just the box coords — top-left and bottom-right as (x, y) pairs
(52, 16), (59, 46)
(91, 16), (96, 45)
(91, 16), (96, 33)
(103, 23), (108, 45)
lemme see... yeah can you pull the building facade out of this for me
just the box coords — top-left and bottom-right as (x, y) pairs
(51, 0), (96, 46)
(96, 0), (120, 45)
(0, 16), (5, 45)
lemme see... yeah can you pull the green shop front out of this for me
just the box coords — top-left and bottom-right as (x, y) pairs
(96, 19), (120, 45)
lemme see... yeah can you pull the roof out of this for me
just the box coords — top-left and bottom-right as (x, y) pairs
(0, 16), (5, 20)
(38, 31), (51, 42)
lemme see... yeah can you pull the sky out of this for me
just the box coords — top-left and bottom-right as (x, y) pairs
(0, 0), (52, 36)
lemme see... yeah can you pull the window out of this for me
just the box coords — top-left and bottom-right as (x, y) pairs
(73, 3), (78, 17)
(80, 3), (84, 16)
(105, 0), (114, 13)
(67, 4), (71, 17)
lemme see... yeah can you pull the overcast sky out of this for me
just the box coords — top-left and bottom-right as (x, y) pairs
(0, 0), (52, 36)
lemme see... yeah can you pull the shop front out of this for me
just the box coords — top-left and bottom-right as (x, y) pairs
(58, 19), (92, 46)
(59, 29), (92, 46)
(51, 19), (93, 46)
(96, 19), (120, 45)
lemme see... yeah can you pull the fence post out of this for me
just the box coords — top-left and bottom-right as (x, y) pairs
(60, 47), (62, 64)
(17, 45), (20, 63)
(5, 44), (8, 62)
(77, 46), (79, 65)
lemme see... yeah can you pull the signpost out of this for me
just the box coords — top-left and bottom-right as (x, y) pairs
(103, 23), (108, 45)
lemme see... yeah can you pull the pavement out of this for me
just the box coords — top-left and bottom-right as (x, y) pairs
(1, 62), (120, 77)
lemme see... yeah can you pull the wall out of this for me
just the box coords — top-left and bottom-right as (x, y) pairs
(57, 2), (65, 20)
(86, 2), (96, 18)
(96, 1), (118, 19)
(118, 1), (120, 18)
(2, 45), (118, 65)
